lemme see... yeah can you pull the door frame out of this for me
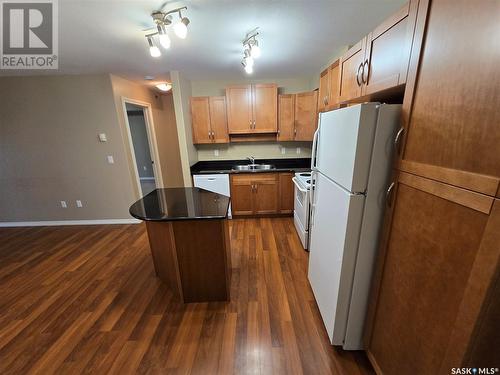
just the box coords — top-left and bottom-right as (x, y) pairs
(121, 97), (164, 198)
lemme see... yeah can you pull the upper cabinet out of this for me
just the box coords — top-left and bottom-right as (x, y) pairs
(318, 60), (340, 112)
(190, 96), (229, 144)
(362, 0), (418, 95)
(338, 39), (367, 103)
(226, 84), (277, 134)
(278, 91), (318, 141)
(327, 0), (420, 104)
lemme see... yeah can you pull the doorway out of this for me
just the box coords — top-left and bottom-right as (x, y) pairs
(122, 99), (163, 197)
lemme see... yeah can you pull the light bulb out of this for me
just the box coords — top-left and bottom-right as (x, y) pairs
(251, 44), (261, 58)
(173, 17), (189, 39)
(156, 83), (172, 92)
(245, 56), (254, 67)
(159, 34), (171, 49)
(244, 64), (253, 74)
(150, 46), (161, 57)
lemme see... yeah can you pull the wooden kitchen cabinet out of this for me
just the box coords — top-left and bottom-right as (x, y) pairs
(294, 91), (318, 141)
(279, 173), (294, 214)
(317, 60), (340, 112)
(338, 38), (366, 103)
(226, 84), (277, 134)
(230, 172), (295, 217)
(278, 91), (318, 141)
(362, 0), (418, 96)
(365, 172), (499, 374)
(190, 96), (228, 144)
(278, 94), (295, 141)
(397, 0), (500, 193)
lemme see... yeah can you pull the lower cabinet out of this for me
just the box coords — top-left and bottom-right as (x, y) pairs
(365, 171), (499, 374)
(230, 172), (293, 217)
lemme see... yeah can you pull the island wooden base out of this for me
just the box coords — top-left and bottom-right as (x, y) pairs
(145, 219), (231, 303)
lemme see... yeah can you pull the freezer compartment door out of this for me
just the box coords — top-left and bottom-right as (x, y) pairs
(316, 104), (379, 193)
(307, 172), (365, 346)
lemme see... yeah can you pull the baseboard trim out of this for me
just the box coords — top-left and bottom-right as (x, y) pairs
(0, 219), (141, 227)
(140, 177), (155, 181)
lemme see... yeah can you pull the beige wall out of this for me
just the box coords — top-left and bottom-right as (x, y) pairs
(190, 77), (314, 161)
(110, 75), (184, 190)
(0, 74), (136, 221)
(171, 70), (198, 186)
(0, 74), (184, 223)
(310, 46), (349, 90)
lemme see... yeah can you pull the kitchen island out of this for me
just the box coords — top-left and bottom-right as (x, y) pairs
(129, 188), (231, 303)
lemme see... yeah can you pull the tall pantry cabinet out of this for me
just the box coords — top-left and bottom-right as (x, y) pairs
(365, 0), (500, 374)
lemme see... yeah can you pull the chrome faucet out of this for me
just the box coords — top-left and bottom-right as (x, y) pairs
(247, 156), (256, 165)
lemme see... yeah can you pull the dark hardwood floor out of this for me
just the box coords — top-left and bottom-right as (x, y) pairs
(0, 218), (374, 374)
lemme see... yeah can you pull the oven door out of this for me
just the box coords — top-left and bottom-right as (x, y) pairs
(292, 177), (310, 228)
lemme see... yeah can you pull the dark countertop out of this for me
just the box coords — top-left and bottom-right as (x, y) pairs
(129, 188), (230, 221)
(190, 158), (312, 175)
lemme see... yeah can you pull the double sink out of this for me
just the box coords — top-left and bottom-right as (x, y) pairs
(232, 163), (274, 171)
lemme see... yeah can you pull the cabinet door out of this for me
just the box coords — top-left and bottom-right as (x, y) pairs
(327, 61), (340, 108)
(294, 91), (318, 141)
(230, 174), (254, 216)
(253, 174), (279, 215)
(209, 96), (229, 143)
(318, 68), (330, 112)
(226, 85), (253, 134)
(366, 172), (496, 375)
(190, 97), (212, 144)
(278, 94), (295, 141)
(253, 84), (278, 133)
(362, 0), (418, 95)
(398, 0), (500, 194)
(338, 38), (366, 103)
(279, 173), (294, 214)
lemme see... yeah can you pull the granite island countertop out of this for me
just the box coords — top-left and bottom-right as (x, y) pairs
(190, 158), (311, 175)
(129, 188), (230, 221)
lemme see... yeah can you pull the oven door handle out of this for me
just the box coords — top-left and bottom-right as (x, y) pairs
(292, 177), (308, 193)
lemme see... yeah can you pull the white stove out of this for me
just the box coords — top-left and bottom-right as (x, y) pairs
(292, 171), (312, 250)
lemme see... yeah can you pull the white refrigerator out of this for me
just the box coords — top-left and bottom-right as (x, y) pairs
(308, 103), (401, 350)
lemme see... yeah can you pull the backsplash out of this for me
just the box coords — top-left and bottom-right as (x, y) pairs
(196, 142), (312, 161)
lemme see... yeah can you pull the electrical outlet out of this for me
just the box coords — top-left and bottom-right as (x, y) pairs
(281, 147), (286, 155)
(60, 201), (67, 208)
(76, 200), (83, 208)
(296, 147), (301, 154)
(214, 149), (219, 156)
(98, 133), (107, 142)
(107, 155), (114, 164)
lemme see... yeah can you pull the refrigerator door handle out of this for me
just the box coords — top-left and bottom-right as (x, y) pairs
(311, 126), (320, 170)
(309, 170), (316, 208)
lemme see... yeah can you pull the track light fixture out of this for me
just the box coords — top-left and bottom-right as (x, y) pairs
(241, 28), (261, 74)
(144, 6), (190, 57)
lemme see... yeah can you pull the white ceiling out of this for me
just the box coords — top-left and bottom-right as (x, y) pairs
(1, 0), (406, 82)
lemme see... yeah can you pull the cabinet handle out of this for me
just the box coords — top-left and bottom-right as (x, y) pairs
(323, 96), (328, 106)
(362, 59), (369, 84)
(253, 120), (256, 129)
(394, 127), (405, 155)
(386, 182), (395, 207)
(356, 63), (363, 87)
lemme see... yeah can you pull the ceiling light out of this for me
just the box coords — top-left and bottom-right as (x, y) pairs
(144, 6), (189, 55)
(244, 65), (253, 74)
(147, 36), (161, 57)
(157, 25), (171, 49)
(250, 41), (261, 59)
(173, 16), (189, 39)
(156, 83), (172, 92)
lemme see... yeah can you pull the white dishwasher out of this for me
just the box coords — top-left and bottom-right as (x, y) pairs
(193, 174), (232, 218)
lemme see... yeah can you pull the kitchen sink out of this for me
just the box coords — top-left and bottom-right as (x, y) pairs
(232, 164), (274, 171)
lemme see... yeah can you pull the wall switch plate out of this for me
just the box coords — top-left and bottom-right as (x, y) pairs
(76, 200), (83, 208)
(214, 149), (219, 156)
(98, 133), (107, 142)
(60, 201), (67, 208)
(281, 147), (286, 155)
(296, 147), (301, 154)
(107, 155), (114, 164)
